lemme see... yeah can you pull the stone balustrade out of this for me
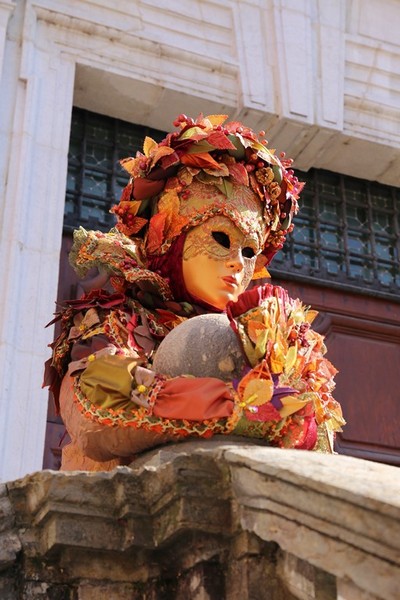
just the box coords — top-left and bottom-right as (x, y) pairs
(1, 441), (399, 599)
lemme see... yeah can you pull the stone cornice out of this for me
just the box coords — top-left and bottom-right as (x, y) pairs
(2, 442), (399, 599)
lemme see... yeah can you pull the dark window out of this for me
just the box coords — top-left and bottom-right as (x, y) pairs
(65, 108), (400, 301)
(64, 107), (165, 232)
(271, 169), (400, 300)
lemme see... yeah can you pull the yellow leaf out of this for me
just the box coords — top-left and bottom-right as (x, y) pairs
(120, 157), (138, 174)
(279, 395), (310, 418)
(243, 378), (274, 407)
(206, 114), (228, 126)
(143, 136), (157, 157)
(179, 126), (208, 140)
(270, 341), (285, 373)
(305, 309), (319, 324)
(284, 343), (298, 373)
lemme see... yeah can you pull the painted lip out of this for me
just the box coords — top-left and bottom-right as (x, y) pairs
(222, 276), (239, 288)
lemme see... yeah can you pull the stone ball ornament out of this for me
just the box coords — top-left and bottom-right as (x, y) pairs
(152, 313), (246, 381)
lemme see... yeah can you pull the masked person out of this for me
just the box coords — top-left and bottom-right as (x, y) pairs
(44, 114), (344, 471)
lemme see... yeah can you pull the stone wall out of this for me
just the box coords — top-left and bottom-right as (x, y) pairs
(1, 441), (399, 599)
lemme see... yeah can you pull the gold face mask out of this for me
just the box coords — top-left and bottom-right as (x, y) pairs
(182, 216), (261, 310)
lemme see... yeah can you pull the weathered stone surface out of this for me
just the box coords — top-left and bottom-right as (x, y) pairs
(1, 441), (399, 599)
(153, 313), (246, 380)
(0, 484), (21, 571)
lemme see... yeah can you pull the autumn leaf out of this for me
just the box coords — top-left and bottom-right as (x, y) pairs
(120, 157), (138, 175)
(242, 378), (274, 407)
(247, 320), (268, 345)
(186, 140), (216, 154)
(157, 190), (189, 240)
(128, 216), (148, 234)
(160, 151), (181, 170)
(118, 200), (142, 215)
(143, 136), (158, 157)
(203, 164), (230, 177)
(215, 179), (234, 198)
(206, 131), (236, 150)
(227, 162), (249, 186)
(148, 146), (175, 169)
(284, 343), (298, 373)
(305, 309), (319, 324)
(180, 152), (223, 170)
(205, 114), (228, 126)
(179, 126), (208, 141)
(279, 395), (310, 418)
(146, 213), (167, 254)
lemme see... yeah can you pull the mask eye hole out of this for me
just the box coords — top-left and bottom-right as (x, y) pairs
(242, 247), (256, 259)
(212, 231), (230, 249)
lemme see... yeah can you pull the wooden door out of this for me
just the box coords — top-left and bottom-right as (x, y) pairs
(280, 279), (400, 465)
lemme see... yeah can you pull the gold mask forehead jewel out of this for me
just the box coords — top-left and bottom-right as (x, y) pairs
(111, 113), (304, 264)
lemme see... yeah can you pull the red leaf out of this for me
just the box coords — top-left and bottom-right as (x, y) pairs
(160, 151), (181, 170)
(180, 152), (224, 170)
(133, 178), (165, 200)
(206, 131), (236, 150)
(228, 162), (249, 186)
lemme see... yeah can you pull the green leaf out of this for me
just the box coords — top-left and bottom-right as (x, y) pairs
(215, 178), (234, 199)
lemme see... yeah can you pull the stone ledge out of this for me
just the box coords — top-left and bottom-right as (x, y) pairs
(1, 441), (399, 599)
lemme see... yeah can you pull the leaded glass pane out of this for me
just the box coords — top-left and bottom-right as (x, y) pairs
(372, 211), (392, 234)
(321, 251), (344, 275)
(348, 257), (374, 282)
(346, 231), (371, 255)
(293, 246), (318, 269)
(347, 205), (367, 228)
(321, 226), (341, 250)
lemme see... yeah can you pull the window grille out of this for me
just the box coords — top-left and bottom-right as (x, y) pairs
(64, 108), (165, 232)
(271, 169), (400, 300)
(65, 108), (400, 301)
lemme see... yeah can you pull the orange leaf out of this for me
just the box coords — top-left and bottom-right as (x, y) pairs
(157, 190), (189, 241)
(120, 157), (138, 175)
(180, 152), (224, 170)
(149, 146), (175, 169)
(205, 114), (228, 126)
(118, 200), (142, 216)
(146, 213), (167, 254)
(129, 216), (148, 234)
(247, 320), (268, 345)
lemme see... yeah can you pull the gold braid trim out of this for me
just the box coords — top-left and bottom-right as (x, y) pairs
(72, 377), (233, 438)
